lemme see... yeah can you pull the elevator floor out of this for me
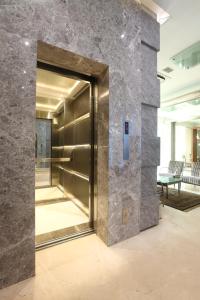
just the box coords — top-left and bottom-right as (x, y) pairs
(35, 186), (64, 202)
(36, 201), (88, 235)
(35, 187), (89, 245)
(35, 168), (51, 187)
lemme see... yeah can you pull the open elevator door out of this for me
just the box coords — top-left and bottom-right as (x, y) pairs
(35, 62), (95, 248)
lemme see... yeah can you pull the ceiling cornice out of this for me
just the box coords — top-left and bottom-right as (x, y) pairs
(139, 0), (170, 24)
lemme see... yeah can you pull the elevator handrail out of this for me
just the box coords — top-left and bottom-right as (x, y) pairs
(36, 157), (71, 163)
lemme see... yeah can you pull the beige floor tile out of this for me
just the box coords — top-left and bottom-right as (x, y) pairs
(1, 205), (200, 299)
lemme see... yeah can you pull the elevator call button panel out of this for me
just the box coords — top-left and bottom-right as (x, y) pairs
(123, 121), (129, 160)
(124, 121), (129, 134)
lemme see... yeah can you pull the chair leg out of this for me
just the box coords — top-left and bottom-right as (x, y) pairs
(166, 185), (169, 199)
(178, 182), (181, 195)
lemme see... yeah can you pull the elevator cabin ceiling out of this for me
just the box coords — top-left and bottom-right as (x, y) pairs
(36, 68), (89, 112)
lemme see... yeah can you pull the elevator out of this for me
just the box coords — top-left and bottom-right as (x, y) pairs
(35, 62), (95, 248)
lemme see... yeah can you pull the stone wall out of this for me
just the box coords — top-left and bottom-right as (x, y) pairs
(0, 0), (159, 289)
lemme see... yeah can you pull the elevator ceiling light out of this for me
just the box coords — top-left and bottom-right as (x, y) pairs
(68, 81), (81, 94)
(121, 33), (125, 39)
(55, 100), (64, 111)
(36, 68), (88, 103)
(36, 103), (56, 110)
(36, 82), (70, 94)
(24, 41), (30, 46)
(171, 41), (200, 70)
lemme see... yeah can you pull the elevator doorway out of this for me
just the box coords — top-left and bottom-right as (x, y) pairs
(35, 62), (95, 248)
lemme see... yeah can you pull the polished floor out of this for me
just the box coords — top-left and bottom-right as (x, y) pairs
(35, 186), (89, 238)
(35, 186), (64, 202)
(36, 201), (88, 235)
(1, 205), (200, 299)
(35, 168), (51, 187)
(182, 182), (200, 195)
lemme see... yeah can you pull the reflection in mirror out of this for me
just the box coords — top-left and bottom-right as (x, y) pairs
(35, 119), (51, 187)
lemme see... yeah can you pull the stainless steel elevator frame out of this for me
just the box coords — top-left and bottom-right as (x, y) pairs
(36, 61), (98, 250)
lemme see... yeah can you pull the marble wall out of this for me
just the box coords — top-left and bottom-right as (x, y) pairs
(0, 0), (159, 289)
(140, 11), (160, 230)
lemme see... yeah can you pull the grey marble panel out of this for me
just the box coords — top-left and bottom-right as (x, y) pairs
(96, 68), (109, 244)
(140, 36), (160, 229)
(96, 146), (109, 244)
(141, 167), (157, 198)
(0, 30), (35, 289)
(141, 43), (160, 108)
(140, 9), (160, 51)
(108, 157), (141, 245)
(140, 192), (160, 231)
(141, 103), (157, 137)
(141, 137), (160, 167)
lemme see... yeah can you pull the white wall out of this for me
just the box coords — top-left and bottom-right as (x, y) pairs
(158, 117), (171, 169)
(158, 117), (193, 177)
(175, 125), (193, 162)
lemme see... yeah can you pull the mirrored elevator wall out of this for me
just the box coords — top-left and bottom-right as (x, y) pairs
(35, 119), (51, 187)
(51, 85), (91, 217)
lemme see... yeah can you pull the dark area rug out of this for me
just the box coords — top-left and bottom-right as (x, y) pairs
(159, 188), (200, 211)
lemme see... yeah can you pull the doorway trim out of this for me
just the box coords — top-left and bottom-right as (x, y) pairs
(35, 60), (98, 250)
(37, 40), (109, 245)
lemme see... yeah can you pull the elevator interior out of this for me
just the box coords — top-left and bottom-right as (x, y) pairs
(35, 63), (94, 247)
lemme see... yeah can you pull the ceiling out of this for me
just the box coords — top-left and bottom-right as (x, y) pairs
(159, 98), (200, 123)
(155, 0), (200, 103)
(36, 68), (88, 112)
(177, 119), (200, 129)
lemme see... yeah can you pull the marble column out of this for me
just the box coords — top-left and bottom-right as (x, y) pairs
(140, 10), (160, 230)
(0, 0), (160, 289)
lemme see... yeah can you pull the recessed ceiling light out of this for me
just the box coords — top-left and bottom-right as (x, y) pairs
(162, 67), (174, 73)
(121, 33), (125, 39)
(24, 41), (30, 46)
(23, 70), (27, 74)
